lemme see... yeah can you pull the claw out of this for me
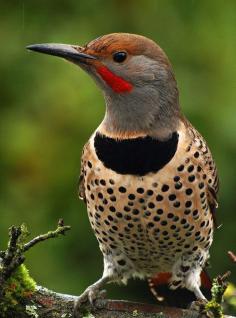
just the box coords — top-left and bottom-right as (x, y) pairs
(73, 287), (107, 317)
(73, 294), (88, 318)
(88, 286), (100, 305)
(189, 299), (207, 312)
(73, 275), (112, 317)
(98, 289), (107, 299)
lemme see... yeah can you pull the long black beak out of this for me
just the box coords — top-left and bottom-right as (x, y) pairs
(26, 43), (97, 62)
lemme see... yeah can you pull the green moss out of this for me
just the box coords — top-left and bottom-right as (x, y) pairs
(204, 276), (228, 318)
(0, 264), (36, 317)
(205, 300), (223, 318)
(211, 277), (226, 304)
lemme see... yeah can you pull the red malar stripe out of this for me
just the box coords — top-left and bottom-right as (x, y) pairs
(97, 66), (133, 93)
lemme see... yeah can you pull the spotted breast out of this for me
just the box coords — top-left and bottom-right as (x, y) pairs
(78, 118), (218, 297)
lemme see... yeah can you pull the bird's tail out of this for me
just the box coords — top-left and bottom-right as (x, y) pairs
(148, 270), (212, 308)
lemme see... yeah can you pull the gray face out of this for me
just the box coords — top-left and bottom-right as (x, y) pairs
(93, 54), (180, 139)
(104, 55), (158, 86)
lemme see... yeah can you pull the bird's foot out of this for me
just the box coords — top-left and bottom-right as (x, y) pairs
(73, 286), (107, 317)
(189, 299), (209, 317)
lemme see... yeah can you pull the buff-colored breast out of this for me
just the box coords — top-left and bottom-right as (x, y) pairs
(80, 124), (214, 275)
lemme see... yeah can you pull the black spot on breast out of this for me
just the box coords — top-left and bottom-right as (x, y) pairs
(117, 259), (126, 266)
(94, 132), (179, 175)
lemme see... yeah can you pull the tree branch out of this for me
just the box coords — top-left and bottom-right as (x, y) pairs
(228, 251), (236, 263)
(23, 219), (70, 252)
(7, 287), (235, 318)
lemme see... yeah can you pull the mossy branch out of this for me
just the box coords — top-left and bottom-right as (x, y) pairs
(204, 271), (231, 318)
(23, 218), (70, 252)
(0, 219), (70, 284)
(0, 226), (25, 287)
(0, 220), (71, 302)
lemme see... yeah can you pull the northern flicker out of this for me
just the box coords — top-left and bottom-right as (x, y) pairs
(27, 33), (219, 313)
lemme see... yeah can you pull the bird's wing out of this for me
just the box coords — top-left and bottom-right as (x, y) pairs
(185, 119), (219, 225)
(78, 172), (86, 202)
(78, 143), (89, 203)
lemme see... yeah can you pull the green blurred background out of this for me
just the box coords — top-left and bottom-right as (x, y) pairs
(0, 0), (236, 309)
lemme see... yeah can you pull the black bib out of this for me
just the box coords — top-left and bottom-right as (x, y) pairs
(94, 132), (179, 176)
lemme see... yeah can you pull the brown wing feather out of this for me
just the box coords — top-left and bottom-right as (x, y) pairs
(184, 118), (219, 225)
(78, 143), (89, 203)
(78, 173), (86, 202)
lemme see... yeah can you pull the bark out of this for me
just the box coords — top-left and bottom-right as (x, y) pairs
(11, 286), (236, 318)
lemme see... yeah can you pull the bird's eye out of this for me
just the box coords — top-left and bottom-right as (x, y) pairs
(113, 51), (127, 63)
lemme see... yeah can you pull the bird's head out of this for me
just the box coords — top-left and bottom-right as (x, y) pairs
(27, 33), (180, 139)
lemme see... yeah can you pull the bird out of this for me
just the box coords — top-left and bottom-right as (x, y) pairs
(27, 33), (219, 314)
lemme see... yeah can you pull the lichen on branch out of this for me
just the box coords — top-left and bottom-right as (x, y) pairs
(0, 220), (71, 317)
(204, 271), (231, 318)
